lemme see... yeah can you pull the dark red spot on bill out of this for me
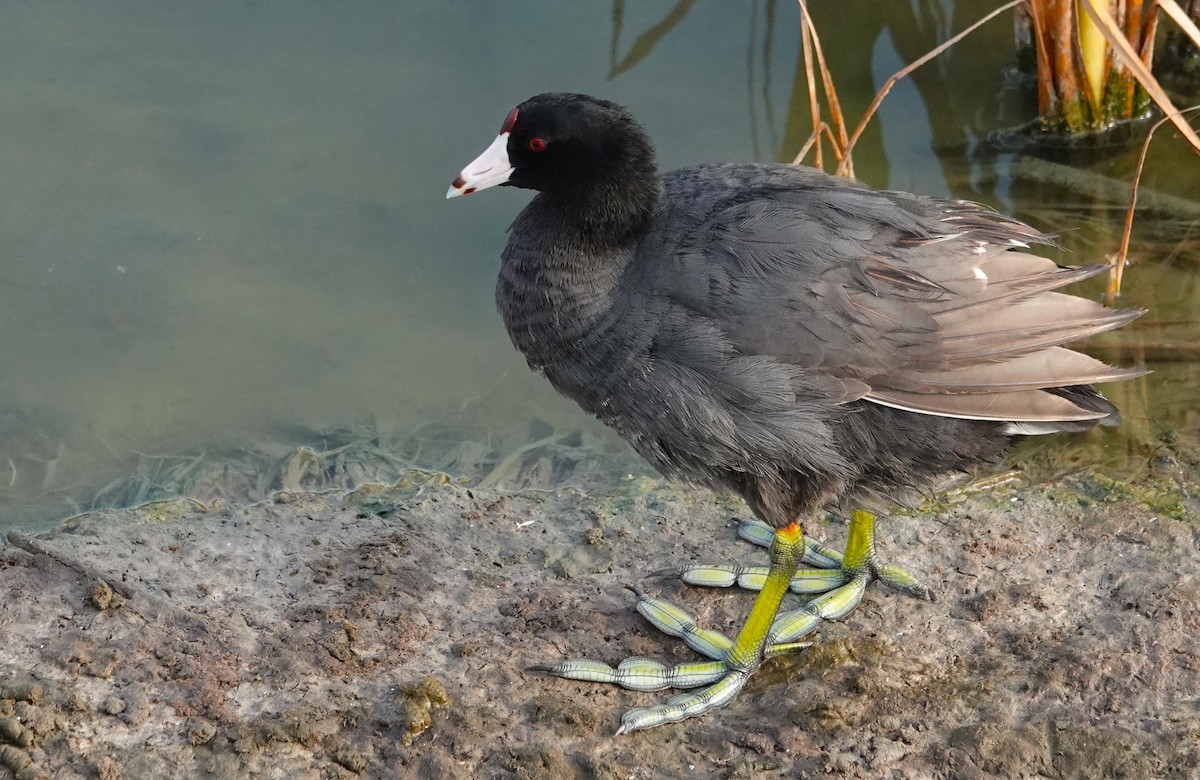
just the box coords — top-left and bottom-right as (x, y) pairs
(451, 175), (466, 190)
(500, 107), (519, 134)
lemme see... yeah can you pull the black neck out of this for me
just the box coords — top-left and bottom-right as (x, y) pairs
(550, 166), (661, 247)
(499, 185), (655, 364)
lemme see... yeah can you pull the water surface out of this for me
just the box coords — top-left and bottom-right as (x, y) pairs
(1, 0), (1195, 534)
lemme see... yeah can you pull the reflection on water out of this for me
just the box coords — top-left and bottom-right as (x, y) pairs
(0, 0), (1195, 535)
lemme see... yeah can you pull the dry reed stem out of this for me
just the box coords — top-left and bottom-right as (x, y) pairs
(1107, 105), (1200, 302)
(1027, 0), (1056, 116)
(800, 14), (823, 170)
(1140, 3), (1160, 66)
(792, 0), (850, 172)
(794, 122), (829, 165)
(1124, 0), (1143, 116)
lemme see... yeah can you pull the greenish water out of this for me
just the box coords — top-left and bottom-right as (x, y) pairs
(0, 1), (1196, 535)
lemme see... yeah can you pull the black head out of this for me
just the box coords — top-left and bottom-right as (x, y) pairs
(448, 93), (657, 202)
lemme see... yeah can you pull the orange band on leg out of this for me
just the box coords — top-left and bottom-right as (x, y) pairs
(776, 520), (802, 544)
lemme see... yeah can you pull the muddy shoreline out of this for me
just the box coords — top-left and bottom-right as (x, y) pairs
(1, 467), (1198, 778)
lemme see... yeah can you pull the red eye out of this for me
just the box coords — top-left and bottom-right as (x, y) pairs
(528, 137), (546, 152)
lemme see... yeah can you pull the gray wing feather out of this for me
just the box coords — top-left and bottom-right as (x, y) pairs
(641, 164), (1144, 425)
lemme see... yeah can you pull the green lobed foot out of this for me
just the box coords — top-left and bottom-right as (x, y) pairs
(530, 510), (930, 734)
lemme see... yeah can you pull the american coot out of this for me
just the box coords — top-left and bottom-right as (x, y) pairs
(447, 92), (1144, 734)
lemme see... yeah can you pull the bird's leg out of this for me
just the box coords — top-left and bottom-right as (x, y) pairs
(680, 509), (932, 604)
(532, 521), (809, 734)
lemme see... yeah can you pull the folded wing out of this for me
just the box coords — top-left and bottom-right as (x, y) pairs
(647, 166), (1145, 431)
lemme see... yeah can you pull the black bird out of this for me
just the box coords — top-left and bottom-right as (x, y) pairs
(447, 93), (1144, 734)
